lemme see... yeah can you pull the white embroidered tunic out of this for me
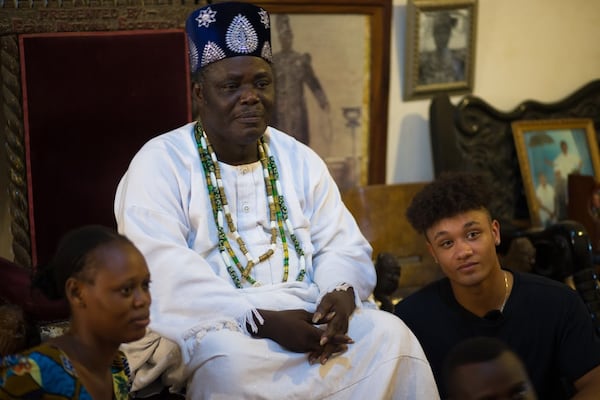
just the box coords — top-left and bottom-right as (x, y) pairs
(115, 123), (439, 399)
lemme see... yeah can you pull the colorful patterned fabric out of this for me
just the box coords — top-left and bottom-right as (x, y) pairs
(0, 343), (131, 399)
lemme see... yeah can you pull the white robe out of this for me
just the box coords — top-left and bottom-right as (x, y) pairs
(115, 123), (438, 399)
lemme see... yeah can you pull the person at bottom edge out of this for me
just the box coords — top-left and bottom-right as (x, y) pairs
(394, 171), (600, 399)
(443, 336), (537, 400)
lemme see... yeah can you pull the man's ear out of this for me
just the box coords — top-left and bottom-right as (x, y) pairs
(193, 81), (204, 104)
(192, 81), (207, 120)
(426, 242), (439, 264)
(491, 219), (501, 246)
(65, 277), (85, 308)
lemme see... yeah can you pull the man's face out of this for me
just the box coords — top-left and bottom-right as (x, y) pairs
(425, 209), (501, 288)
(450, 352), (537, 400)
(433, 23), (452, 50)
(539, 174), (546, 186)
(194, 56), (275, 160)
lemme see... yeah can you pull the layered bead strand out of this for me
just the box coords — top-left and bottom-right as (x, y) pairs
(259, 139), (306, 283)
(194, 122), (306, 288)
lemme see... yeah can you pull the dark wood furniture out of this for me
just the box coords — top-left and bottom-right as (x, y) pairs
(342, 183), (443, 303)
(429, 79), (600, 225)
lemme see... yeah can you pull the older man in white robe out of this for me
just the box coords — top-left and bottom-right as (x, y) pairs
(115, 2), (438, 399)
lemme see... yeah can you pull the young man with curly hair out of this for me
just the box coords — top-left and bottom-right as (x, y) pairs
(394, 172), (600, 399)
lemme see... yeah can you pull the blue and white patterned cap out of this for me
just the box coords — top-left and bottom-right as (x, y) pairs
(186, 1), (273, 74)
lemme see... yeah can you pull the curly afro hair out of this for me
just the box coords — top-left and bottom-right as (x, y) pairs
(406, 171), (493, 236)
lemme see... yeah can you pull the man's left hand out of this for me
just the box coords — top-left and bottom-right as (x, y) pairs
(309, 286), (356, 364)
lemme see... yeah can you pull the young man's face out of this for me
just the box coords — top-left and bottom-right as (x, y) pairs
(449, 351), (537, 400)
(425, 209), (501, 287)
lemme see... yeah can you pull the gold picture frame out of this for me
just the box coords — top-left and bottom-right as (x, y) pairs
(256, 0), (392, 189)
(404, 0), (478, 100)
(512, 118), (600, 228)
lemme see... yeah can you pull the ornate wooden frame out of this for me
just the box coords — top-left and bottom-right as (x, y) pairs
(512, 118), (600, 228)
(0, 0), (391, 267)
(404, 0), (477, 100)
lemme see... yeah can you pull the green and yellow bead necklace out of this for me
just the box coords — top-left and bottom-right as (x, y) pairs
(194, 122), (306, 288)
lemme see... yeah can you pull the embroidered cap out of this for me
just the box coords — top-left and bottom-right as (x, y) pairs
(186, 1), (273, 74)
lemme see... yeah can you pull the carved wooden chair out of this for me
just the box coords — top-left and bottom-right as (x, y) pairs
(428, 79), (600, 335)
(0, 30), (191, 358)
(342, 183), (443, 305)
(429, 79), (600, 225)
(1, 30), (191, 269)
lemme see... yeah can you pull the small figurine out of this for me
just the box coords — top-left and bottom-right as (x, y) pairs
(374, 252), (401, 312)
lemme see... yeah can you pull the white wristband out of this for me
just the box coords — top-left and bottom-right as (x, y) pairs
(334, 282), (352, 292)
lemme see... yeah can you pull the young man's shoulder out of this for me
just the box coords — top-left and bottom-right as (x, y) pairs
(515, 270), (576, 293)
(512, 270), (584, 308)
(394, 278), (449, 315)
(394, 271), (579, 313)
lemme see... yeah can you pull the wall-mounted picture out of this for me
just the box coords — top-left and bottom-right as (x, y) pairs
(269, 12), (369, 191)
(404, 0), (478, 100)
(254, 0), (392, 191)
(512, 118), (600, 228)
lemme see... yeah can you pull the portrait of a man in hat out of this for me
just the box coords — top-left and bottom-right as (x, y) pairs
(418, 9), (469, 85)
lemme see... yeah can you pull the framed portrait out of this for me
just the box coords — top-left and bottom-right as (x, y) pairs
(512, 118), (600, 228)
(255, 0), (392, 191)
(404, 0), (478, 101)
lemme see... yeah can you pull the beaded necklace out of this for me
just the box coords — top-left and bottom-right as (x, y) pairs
(194, 121), (306, 288)
(499, 270), (509, 312)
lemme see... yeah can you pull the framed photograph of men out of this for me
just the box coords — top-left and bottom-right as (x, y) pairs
(404, 0), (478, 100)
(512, 118), (600, 228)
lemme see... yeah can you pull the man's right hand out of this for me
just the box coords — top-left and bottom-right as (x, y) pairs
(251, 309), (351, 357)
